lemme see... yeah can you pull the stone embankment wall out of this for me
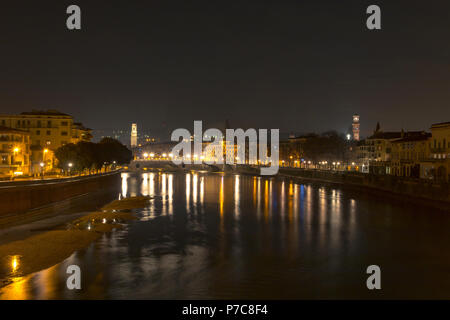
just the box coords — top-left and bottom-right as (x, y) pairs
(0, 172), (121, 216)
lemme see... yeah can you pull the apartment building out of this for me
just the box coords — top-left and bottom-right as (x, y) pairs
(0, 110), (92, 174)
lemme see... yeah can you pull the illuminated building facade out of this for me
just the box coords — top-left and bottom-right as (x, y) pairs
(0, 126), (31, 176)
(0, 110), (92, 174)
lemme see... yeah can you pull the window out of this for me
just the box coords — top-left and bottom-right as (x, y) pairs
(37, 120), (41, 128)
(46, 130), (51, 135)
(36, 130), (40, 135)
(61, 131), (68, 136)
(47, 120), (52, 127)
(61, 121), (68, 126)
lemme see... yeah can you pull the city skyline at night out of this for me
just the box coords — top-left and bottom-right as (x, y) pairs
(1, 0), (450, 311)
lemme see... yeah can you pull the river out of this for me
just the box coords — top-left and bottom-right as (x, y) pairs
(1, 171), (449, 299)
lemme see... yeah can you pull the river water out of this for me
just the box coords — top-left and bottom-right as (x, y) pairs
(1, 171), (450, 299)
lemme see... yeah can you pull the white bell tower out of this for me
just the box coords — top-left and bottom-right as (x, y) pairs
(131, 123), (137, 147)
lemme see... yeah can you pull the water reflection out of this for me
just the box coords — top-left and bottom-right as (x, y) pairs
(234, 175), (240, 217)
(2, 172), (450, 299)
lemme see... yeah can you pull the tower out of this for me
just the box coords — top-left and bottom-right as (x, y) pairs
(352, 114), (360, 141)
(131, 123), (137, 147)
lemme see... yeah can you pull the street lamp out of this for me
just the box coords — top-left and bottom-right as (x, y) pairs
(40, 162), (45, 179)
(68, 162), (73, 176)
(143, 152), (148, 159)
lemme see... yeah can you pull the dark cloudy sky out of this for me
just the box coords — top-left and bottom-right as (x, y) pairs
(1, 0), (449, 139)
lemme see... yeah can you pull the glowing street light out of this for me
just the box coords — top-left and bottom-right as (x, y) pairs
(40, 162), (45, 179)
(149, 153), (155, 158)
(143, 152), (149, 159)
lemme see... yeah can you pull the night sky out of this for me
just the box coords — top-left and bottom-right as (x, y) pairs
(1, 0), (449, 139)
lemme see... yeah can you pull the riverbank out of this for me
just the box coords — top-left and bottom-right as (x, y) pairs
(0, 171), (121, 217)
(233, 166), (450, 211)
(0, 196), (150, 289)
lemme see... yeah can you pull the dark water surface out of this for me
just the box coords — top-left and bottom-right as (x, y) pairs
(1, 172), (450, 299)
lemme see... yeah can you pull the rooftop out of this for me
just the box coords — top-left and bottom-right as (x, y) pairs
(368, 130), (427, 140)
(431, 121), (450, 129)
(391, 133), (432, 143)
(20, 109), (71, 117)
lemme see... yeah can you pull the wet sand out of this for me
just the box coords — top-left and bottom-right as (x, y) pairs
(0, 196), (150, 288)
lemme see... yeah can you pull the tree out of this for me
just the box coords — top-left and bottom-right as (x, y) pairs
(302, 131), (347, 162)
(54, 138), (132, 173)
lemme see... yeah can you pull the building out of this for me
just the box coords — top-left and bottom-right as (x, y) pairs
(0, 110), (91, 174)
(0, 126), (31, 177)
(131, 123), (137, 147)
(71, 122), (93, 144)
(352, 114), (360, 141)
(420, 122), (450, 181)
(357, 124), (427, 174)
(279, 134), (309, 167)
(390, 133), (431, 178)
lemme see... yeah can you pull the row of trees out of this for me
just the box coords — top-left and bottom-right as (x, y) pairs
(281, 131), (352, 163)
(54, 137), (132, 173)
(302, 131), (350, 162)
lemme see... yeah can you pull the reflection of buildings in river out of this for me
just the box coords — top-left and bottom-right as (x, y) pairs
(186, 173), (190, 213)
(0, 276), (31, 300)
(193, 173), (198, 214)
(168, 174), (173, 214)
(35, 264), (59, 300)
(121, 172), (128, 198)
(318, 187), (327, 247)
(234, 175), (240, 217)
(287, 181), (293, 222)
(264, 180), (269, 221)
(200, 176), (204, 209)
(149, 173), (155, 197)
(280, 181), (286, 222)
(141, 173), (148, 196)
(252, 176), (257, 208)
(219, 176), (224, 216)
(161, 173), (166, 215)
(256, 177), (261, 220)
